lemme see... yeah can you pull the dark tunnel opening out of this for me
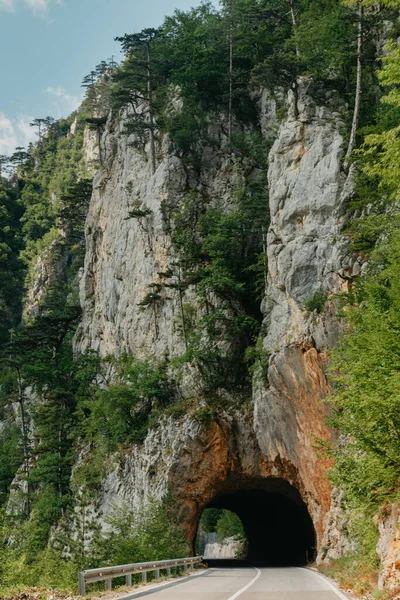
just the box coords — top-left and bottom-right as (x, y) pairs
(197, 479), (316, 567)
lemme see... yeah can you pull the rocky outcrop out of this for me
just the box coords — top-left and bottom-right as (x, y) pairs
(203, 533), (245, 559)
(25, 121), (98, 318)
(25, 236), (68, 317)
(377, 503), (400, 590)
(254, 87), (357, 553)
(73, 86), (355, 557)
(75, 115), (188, 358)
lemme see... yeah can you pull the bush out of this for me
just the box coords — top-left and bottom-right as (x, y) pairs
(82, 354), (175, 447)
(303, 290), (328, 314)
(97, 494), (189, 568)
(0, 495), (188, 595)
(216, 510), (245, 541)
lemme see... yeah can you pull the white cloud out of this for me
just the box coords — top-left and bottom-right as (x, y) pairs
(0, 114), (17, 155)
(0, 0), (62, 15)
(45, 86), (82, 116)
(16, 115), (37, 147)
(0, 113), (36, 155)
(0, 0), (15, 12)
(24, 0), (61, 15)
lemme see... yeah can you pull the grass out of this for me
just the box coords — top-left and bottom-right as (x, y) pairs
(318, 555), (399, 599)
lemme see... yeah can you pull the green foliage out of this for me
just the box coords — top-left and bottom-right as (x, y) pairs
(112, 28), (163, 111)
(198, 508), (245, 546)
(19, 115), (87, 274)
(80, 354), (176, 448)
(0, 186), (24, 343)
(58, 178), (93, 265)
(160, 4), (227, 112)
(0, 284), (100, 553)
(169, 150), (269, 393)
(318, 525), (380, 597)
(0, 424), (23, 507)
(198, 508), (222, 533)
(1, 0), (400, 591)
(216, 509), (245, 541)
(296, 1), (357, 83)
(0, 495), (187, 595)
(96, 494), (188, 570)
(360, 42), (400, 204)
(193, 405), (216, 425)
(303, 290), (328, 314)
(244, 339), (270, 381)
(325, 31), (400, 582)
(328, 228), (400, 507)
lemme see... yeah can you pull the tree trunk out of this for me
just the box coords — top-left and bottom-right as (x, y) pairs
(97, 127), (103, 165)
(16, 367), (31, 514)
(152, 303), (159, 338)
(177, 271), (188, 349)
(288, 0), (300, 56)
(146, 43), (156, 175)
(286, 0), (300, 115)
(262, 225), (268, 291)
(344, 1), (363, 171)
(292, 79), (299, 119)
(228, 20), (233, 143)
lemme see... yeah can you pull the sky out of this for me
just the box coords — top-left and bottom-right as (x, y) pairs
(0, 0), (219, 155)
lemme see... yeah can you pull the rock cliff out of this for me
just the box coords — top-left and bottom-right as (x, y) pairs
(73, 86), (354, 558)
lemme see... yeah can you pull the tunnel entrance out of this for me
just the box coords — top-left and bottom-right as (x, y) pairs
(196, 478), (316, 566)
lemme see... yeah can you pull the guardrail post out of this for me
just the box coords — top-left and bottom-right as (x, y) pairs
(155, 568), (160, 580)
(142, 571), (147, 584)
(184, 563), (188, 573)
(106, 578), (112, 592)
(126, 574), (132, 586)
(78, 571), (86, 596)
(166, 567), (171, 576)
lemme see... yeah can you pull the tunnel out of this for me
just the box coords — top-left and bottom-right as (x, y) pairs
(197, 478), (316, 566)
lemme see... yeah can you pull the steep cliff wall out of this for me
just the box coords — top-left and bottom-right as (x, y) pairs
(254, 88), (357, 554)
(74, 87), (353, 557)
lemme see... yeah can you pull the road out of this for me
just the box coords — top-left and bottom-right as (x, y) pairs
(133, 567), (349, 600)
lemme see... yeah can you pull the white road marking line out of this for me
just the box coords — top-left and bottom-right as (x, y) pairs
(226, 567), (261, 600)
(302, 568), (351, 600)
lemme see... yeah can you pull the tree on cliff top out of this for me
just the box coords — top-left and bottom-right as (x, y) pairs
(112, 29), (163, 174)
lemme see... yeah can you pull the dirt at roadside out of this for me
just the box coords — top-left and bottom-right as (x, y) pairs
(0, 589), (80, 600)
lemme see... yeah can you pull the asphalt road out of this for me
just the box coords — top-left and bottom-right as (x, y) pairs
(135, 567), (349, 600)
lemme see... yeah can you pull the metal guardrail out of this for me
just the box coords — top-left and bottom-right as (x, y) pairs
(78, 556), (203, 596)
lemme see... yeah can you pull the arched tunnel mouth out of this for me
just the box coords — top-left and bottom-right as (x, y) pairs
(195, 478), (316, 567)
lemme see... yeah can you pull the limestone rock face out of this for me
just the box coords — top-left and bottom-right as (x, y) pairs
(24, 123), (98, 319)
(75, 113), (247, 360)
(75, 88), (353, 554)
(254, 88), (355, 551)
(203, 533), (245, 560)
(25, 237), (68, 318)
(75, 115), (188, 358)
(377, 503), (400, 590)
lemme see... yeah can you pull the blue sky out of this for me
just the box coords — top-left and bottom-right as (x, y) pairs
(0, 0), (219, 154)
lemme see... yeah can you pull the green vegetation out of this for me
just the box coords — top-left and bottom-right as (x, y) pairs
(0, 185), (24, 345)
(303, 290), (328, 314)
(81, 354), (177, 447)
(319, 16), (400, 593)
(168, 157), (269, 395)
(198, 508), (245, 541)
(196, 508), (246, 557)
(215, 510), (245, 541)
(0, 0), (400, 594)
(0, 495), (187, 595)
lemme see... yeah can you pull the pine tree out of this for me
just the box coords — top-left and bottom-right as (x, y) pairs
(113, 29), (163, 174)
